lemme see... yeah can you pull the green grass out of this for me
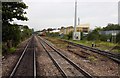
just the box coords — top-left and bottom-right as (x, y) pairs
(70, 40), (92, 46)
(8, 47), (16, 54)
(46, 36), (120, 53)
(68, 40), (120, 53)
(88, 56), (97, 62)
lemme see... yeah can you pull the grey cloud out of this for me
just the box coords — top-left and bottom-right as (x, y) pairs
(16, 0), (118, 31)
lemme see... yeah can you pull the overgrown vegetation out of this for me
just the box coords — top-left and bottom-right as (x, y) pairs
(87, 27), (101, 41)
(2, 2), (32, 55)
(116, 32), (120, 43)
(87, 24), (120, 43)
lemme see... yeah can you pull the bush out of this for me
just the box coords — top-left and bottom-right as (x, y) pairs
(99, 34), (112, 42)
(116, 32), (120, 43)
(67, 31), (73, 40)
(47, 32), (60, 37)
(8, 47), (16, 53)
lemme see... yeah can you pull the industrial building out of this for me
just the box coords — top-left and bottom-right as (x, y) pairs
(59, 24), (90, 35)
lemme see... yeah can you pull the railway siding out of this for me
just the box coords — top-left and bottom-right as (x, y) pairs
(62, 40), (120, 62)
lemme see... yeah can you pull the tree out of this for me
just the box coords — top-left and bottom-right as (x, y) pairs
(21, 25), (32, 40)
(87, 27), (101, 41)
(67, 31), (73, 40)
(102, 24), (120, 30)
(2, 2), (29, 54)
(2, 2), (28, 24)
(116, 32), (120, 43)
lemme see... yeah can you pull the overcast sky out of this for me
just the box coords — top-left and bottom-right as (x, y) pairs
(15, 0), (120, 31)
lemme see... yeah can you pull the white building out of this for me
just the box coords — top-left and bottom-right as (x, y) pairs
(50, 30), (60, 33)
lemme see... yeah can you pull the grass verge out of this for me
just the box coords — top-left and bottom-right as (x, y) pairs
(45, 36), (120, 54)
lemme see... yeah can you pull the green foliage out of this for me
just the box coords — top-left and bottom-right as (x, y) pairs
(2, 24), (21, 43)
(67, 31), (73, 40)
(2, 2), (31, 55)
(86, 26), (115, 42)
(12, 25), (21, 46)
(2, 2), (28, 42)
(61, 34), (68, 40)
(87, 31), (112, 42)
(21, 25), (32, 41)
(116, 32), (120, 43)
(87, 28), (100, 41)
(88, 56), (97, 62)
(80, 32), (84, 40)
(100, 34), (112, 42)
(47, 32), (59, 37)
(102, 24), (120, 30)
(2, 2), (28, 23)
(8, 47), (16, 53)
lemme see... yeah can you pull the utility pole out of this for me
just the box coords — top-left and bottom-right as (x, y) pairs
(73, 0), (80, 40)
(74, 0), (77, 33)
(78, 17), (80, 25)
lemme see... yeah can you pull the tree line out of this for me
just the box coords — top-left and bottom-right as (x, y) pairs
(86, 24), (120, 43)
(2, 2), (32, 54)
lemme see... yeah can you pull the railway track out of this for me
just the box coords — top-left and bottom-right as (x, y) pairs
(38, 36), (92, 78)
(62, 39), (120, 63)
(9, 36), (36, 77)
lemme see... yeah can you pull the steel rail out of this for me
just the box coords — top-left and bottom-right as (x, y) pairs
(62, 39), (120, 63)
(34, 38), (37, 78)
(39, 39), (67, 78)
(9, 36), (34, 77)
(39, 37), (92, 78)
